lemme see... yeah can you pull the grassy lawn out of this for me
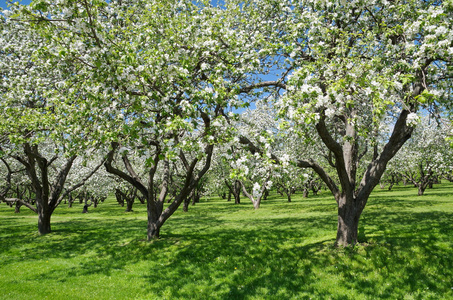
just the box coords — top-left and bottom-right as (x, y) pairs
(1, 183), (452, 299)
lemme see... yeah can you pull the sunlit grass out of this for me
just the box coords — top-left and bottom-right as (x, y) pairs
(1, 183), (452, 299)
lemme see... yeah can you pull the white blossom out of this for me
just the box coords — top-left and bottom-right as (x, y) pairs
(406, 113), (420, 127)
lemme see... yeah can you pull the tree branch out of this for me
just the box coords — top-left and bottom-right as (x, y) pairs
(3, 198), (38, 214)
(297, 159), (340, 202)
(50, 155), (77, 205)
(239, 81), (287, 94)
(57, 158), (106, 207)
(104, 143), (149, 198)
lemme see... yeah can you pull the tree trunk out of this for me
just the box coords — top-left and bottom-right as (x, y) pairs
(183, 197), (190, 212)
(38, 208), (52, 235)
(233, 180), (241, 204)
(115, 189), (124, 207)
(388, 182), (394, 191)
(147, 221), (160, 240)
(336, 195), (362, 247)
(286, 192), (291, 202)
(233, 192), (240, 204)
(253, 199), (261, 209)
(125, 190), (134, 212)
(303, 189), (308, 198)
(312, 189), (318, 196)
(14, 202), (22, 213)
(418, 184), (427, 196)
(68, 194), (73, 208)
(191, 191), (200, 205)
(125, 198), (134, 212)
(147, 203), (161, 240)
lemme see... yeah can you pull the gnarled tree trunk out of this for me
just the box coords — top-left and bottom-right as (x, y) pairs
(336, 193), (364, 246)
(37, 202), (52, 235)
(147, 200), (162, 240)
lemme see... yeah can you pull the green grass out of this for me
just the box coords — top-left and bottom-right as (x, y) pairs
(1, 183), (453, 299)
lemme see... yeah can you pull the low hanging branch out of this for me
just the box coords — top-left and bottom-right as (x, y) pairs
(238, 135), (341, 202)
(2, 198), (38, 213)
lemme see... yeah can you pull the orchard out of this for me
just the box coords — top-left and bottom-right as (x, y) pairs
(1, 0), (453, 250)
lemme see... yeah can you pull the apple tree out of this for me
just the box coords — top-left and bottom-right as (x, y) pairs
(240, 0), (453, 246)
(9, 0), (272, 239)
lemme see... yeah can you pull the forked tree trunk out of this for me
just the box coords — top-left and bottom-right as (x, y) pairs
(225, 180), (241, 204)
(418, 183), (428, 196)
(230, 181), (241, 204)
(239, 179), (269, 210)
(253, 199), (261, 209)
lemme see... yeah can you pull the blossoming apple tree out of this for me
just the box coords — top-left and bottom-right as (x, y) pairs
(1, 9), (104, 234)
(6, 0), (273, 239)
(239, 0), (453, 246)
(388, 116), (453, 195)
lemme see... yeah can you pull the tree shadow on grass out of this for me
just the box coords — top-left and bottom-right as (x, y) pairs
(135, 208), (452, 299)
(357, 207), (453, 298)
(1, 186), (453, 299)
(137, 224), (453, 299)
(132, 203), (453, 299)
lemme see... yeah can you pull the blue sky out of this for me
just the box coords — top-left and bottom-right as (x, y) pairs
(1, 0), (31, 10)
